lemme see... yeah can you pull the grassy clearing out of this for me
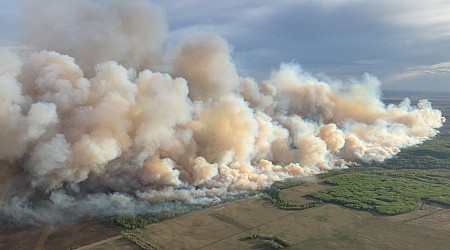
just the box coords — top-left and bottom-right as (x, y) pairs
(263, 178), (322, 210)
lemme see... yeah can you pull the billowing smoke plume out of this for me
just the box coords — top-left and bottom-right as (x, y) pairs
(0, 0), (445, 224)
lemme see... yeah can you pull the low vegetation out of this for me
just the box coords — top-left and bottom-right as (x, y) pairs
(123, 231), (160, 250)
(244, 233), (291, 249)
(311, 169), (450, 215)
(109, 211), (180, 230)
(264, 178), (322, 210)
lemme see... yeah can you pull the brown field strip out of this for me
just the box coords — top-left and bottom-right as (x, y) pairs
(33, 225), (53, 250)
(208, 213), (252, 231)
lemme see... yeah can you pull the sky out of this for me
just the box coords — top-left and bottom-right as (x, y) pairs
(1, 0), (450, 91)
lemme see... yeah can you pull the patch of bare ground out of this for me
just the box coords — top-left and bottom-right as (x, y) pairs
(0, 219), (122, 250)
(0, 225), (46, 250)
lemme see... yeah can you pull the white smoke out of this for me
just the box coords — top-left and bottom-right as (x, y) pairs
(0, 0), (445, 224)
(20, 0), (167, 74)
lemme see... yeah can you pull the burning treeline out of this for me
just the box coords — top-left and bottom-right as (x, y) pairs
(0, 0), (444, 224)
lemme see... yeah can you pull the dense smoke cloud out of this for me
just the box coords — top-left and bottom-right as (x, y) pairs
(0, 0), (444, 224)
(19, 0), (167, 74)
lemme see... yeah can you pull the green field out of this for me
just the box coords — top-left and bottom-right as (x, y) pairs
(311, 169), (450, 215)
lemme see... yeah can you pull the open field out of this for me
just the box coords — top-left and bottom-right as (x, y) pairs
(388, 201), (450, 231)
(81, 180), (450, 250)
(84, 202), (450, 250)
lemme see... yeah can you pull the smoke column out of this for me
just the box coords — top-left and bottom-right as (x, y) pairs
(0, 0), (445, 224)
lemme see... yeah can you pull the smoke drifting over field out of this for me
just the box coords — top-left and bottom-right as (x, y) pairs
(0, 0), (445, 224)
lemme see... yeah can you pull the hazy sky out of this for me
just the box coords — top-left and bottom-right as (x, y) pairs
(1, 0), (450, 90)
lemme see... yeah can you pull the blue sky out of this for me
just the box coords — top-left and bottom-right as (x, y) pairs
(0, 0), (18, 42)
(1, 0), (450, 90)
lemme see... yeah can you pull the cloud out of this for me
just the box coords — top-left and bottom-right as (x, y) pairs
(2, 0), (450, 89)
(385, 0), (450, 40)
(387, 62), (450, 82)
(153, 0), (450, 90)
